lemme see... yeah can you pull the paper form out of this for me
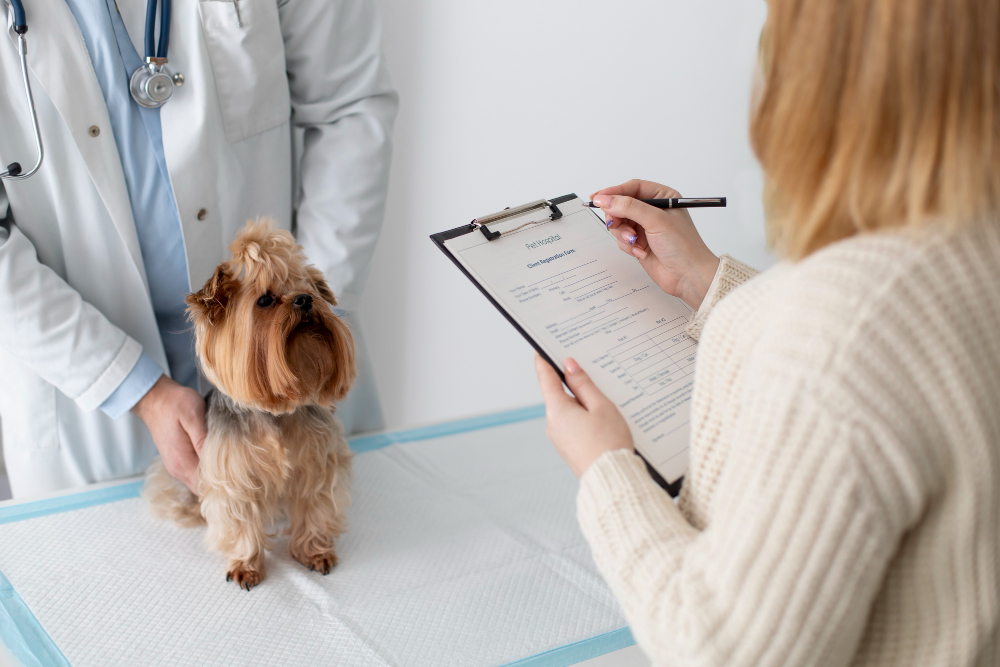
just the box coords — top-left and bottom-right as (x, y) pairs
(443, 198), (695, 485)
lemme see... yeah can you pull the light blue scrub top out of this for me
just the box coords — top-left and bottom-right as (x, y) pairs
(63, 0), (198, 418)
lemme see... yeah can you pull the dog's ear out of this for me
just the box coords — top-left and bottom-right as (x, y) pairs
(187, 264), (238, 325)
(306, 265), (337, 306)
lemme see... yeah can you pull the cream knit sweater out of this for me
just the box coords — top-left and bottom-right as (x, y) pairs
(577, 222), (1000, 666)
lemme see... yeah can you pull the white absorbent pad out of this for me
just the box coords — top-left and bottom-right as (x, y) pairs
(0, 407), (635, 667)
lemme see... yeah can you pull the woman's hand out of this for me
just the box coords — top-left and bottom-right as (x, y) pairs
(592, 179), (720, 310)
(132, 375), (206, 494)
(535, 354), (634, 478)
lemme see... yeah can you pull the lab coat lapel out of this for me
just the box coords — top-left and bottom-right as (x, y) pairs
(20, 0), (148, 289)
(107, 0), (222, 292)
(117, 0), (222, 293)
(158, 0), (225, 292)
(115, 0), (147, 64)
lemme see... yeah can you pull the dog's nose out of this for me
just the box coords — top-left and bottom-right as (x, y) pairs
(292, 294), (313, 311)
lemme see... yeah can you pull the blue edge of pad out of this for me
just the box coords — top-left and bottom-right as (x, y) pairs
(0, 404), (636, 667)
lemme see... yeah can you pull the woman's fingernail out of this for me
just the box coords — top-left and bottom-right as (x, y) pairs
(632, 246), (645, 258)
(592, 195), (611, 208)
(623, 231), (636, 245)
(605, 216), (613, 229)
(565, 358), (580, 374)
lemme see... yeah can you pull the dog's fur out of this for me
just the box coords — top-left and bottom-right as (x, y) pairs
(143, 220), (356, 590)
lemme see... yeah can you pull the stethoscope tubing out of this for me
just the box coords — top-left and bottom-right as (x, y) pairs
(8, 0), (25, 32)
(144, 0), (171, 60)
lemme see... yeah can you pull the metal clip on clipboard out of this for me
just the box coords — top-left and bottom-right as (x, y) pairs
(470, 198), (565, 241)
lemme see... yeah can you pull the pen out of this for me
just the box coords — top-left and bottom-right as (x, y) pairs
(583, 197), (726, 209)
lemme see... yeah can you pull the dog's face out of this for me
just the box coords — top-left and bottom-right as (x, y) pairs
(186, 220), (356, 414)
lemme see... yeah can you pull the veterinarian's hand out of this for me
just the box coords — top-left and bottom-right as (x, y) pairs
(535, 354), (634, 478)
(592, 180), (720, 310)
(133, 376), (206, 494)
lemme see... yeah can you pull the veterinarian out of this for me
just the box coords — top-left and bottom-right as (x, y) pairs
(536, 0), (1000, 664)
(0, 0), (396, 498)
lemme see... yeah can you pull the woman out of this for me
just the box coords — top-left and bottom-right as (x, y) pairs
(535, 0), (1000, 664)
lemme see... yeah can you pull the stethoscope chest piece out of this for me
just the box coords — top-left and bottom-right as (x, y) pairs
(130, 58), (173, 108)
(129, 0), (174, 108)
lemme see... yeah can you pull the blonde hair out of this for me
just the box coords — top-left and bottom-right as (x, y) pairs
(751, 0), (1000, 259)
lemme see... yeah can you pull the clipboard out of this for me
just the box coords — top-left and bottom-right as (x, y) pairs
(431, 193), (687, 496)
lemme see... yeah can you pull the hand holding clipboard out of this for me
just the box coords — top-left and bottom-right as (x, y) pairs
(430, 191), (724, 495)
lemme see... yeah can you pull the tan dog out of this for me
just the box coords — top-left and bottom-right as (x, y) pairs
(143, 220), (355, 590)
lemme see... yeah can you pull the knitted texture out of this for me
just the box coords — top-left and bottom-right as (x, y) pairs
(578, 222), (1000, 666)
(685, 254), (760, 340)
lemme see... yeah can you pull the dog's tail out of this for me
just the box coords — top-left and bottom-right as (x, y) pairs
(141, 457), (206, 527)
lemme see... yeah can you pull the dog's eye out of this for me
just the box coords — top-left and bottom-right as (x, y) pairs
(256, 294), (275, 308)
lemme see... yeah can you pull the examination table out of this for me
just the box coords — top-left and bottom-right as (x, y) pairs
(0, 406), (645, 666)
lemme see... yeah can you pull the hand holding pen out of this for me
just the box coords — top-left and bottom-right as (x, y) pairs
(590, 179), (722, 310)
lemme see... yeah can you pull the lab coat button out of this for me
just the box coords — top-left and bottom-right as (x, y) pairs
(88, 126), (100, 137)
(197, 208), (208, 221)
(173, 73), (185, 87)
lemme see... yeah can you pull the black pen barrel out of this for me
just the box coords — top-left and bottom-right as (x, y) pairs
(643, 198), (726, 209)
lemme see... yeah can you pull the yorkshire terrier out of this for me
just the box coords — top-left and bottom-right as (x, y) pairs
(143, 220), (356, 590)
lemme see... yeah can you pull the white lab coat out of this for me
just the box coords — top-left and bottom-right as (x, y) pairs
(0, 0), (397, 498)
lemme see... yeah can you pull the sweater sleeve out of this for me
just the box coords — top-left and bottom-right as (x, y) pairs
(577, 381), (902, 667)
(685, 255), (759, 340)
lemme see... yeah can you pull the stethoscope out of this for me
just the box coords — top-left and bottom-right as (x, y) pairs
(2, 0), (174, 181)
(129, 0), (175, 109)
(2, 0), (42, 180)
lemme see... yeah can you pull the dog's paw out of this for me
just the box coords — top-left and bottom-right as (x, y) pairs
(292, 548), (338, 575)
(226, 561), (265, 591)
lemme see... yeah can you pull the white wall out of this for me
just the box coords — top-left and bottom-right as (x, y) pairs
(362, 0), (774, 430)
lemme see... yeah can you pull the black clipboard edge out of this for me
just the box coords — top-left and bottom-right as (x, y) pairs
(429, 193), (684, 498)
(430, 222), (566, 385)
